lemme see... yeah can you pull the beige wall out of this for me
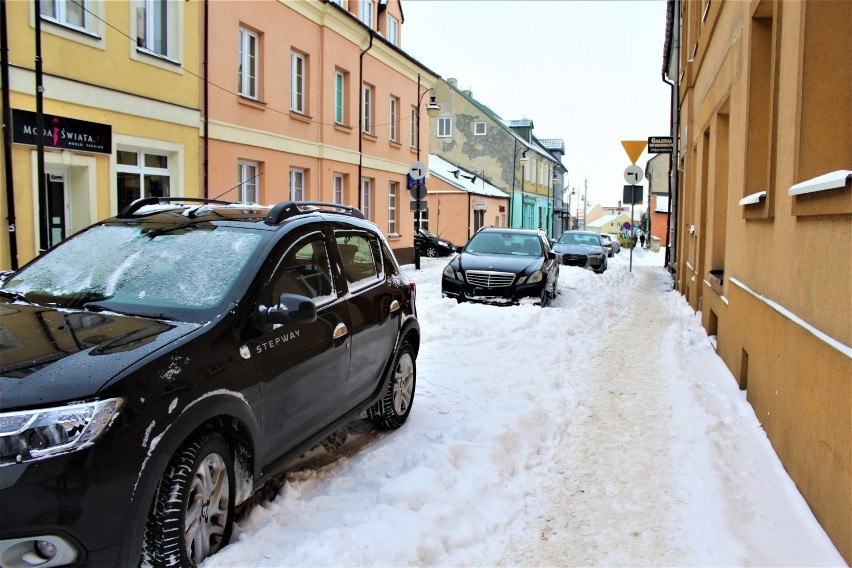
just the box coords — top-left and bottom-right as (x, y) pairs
(672, 0), (851, 560)
(426, 179), (507, 246)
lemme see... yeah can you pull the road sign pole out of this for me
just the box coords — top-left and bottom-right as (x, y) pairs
(630, 193), (635, 272)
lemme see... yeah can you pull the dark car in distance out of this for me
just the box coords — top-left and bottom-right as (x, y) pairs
(441, 227), (559, 306)
(553, 230), (608, 273)
(414, 229), (455, 257)
(0, 198), (419, 567)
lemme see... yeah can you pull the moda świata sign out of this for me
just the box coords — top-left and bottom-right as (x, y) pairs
(11, 109), (112, 154)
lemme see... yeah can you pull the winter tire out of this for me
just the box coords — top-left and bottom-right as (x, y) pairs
(143, 432), (235, 567)
(425, 246), (438, 257)
(368, 343), (416, 429)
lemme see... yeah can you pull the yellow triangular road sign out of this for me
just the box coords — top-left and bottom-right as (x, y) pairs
(621, 140), (648, 165)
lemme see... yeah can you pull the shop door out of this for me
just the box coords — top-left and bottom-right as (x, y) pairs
(45, 171), (68, 249)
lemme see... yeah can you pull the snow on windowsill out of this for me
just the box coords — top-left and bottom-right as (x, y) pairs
(788, 170), (852, 196)
(739, 191), (766, 206)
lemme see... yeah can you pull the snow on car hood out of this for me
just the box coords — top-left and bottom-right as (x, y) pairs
(0, 302), (199, 409)
(552, 242), (604, 255)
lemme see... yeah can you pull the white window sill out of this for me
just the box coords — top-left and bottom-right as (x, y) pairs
(739, 191), (766, 206)
(788, 170), (851, 196)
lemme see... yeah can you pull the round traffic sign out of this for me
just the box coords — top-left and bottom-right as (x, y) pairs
(622, 222), (632, 231)
(409, 161), (427, 180)
(409, 182), (427, 200)
(624, 165), (644, 184)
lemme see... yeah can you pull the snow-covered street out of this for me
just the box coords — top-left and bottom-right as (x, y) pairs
(202, 249), (845, 567)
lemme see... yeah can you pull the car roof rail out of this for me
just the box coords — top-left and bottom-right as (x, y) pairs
(117, 197), (234, 218)
(265, 201), (366, 225)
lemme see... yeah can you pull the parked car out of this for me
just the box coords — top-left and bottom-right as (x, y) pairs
(603, 233), (622, 255)
(599, 233), (616, 257)
(441, 227), (559, 306)
(553, 230), (608, 273)
(0, 198), (420, 567)
(414, 228), (455, 257)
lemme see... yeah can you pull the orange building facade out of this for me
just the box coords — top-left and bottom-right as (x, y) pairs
(203, 0), (437, 263)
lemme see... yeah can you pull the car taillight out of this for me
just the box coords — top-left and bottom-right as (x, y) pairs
(410, 281), (416, 300)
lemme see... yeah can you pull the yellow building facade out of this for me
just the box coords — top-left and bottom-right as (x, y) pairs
(664, 0), (850, 560)
(1, 0), (201, 271)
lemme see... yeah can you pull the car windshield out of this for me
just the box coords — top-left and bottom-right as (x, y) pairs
(464, 232), (542, 256)
(418, 229), (437, 238)
(558, 232), (600, 246)
(2, 223), (263, 320)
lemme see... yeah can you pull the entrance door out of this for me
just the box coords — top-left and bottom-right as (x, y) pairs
(45, 171), (68, 249)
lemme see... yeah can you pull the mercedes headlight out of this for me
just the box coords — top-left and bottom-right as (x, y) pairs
(526, 271), (544, 284)
(0, 398), (125, 465)
(442, 264), (462, 281)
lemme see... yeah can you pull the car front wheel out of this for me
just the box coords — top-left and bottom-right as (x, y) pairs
(425, 246), (438, 257)
(368, 343), (416, 429)
(143, 431), (235, 567)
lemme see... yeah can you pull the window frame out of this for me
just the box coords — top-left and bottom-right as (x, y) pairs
(409, 107), (417, 147)
(238, 27), (259, 100)
(334, 70), (346, 125)
(361, 178), (372, 220)
(389, 96), (399, 142)
(333, 173), (345, 205)
(290, 51), (306, 114)
(437, 116), (452, 138)
(116, 147), (173, 212)
(290, 167), (305, 201)
(136, 0), (170, 59)
(359, 0), (373, 27)
(387, 15), (399, 45)
(474, 122), (487, 136)
(388, 181), (398, 235)
(237, 160), (259, 204)
(362, 84), (374, 134)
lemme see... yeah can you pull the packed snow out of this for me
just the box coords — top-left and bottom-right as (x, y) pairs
(202, 247), (845, 567)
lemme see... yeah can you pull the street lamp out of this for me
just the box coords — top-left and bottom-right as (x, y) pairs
(413, 73), (440, 270)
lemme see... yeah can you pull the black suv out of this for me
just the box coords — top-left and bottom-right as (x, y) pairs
(0, 198), (419, 567)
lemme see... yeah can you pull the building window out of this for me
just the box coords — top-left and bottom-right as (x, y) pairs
(136, 0), (170, 58)
(290, 168), (305, 201)
(359, 0), (373, 27)
(362, 84), (373, 134)
(387, 15), (399, 46)
(237, 161), (259, 203)
(389, 96), (399, 142)
(116, 149), (171, 212)
(41, 0), (89, 32)
(418, 208), (429, 231)
(334, 70), (346, 124)
(388, 181), (398, 234)
(290, 51), (306, 114)
(410, 107), (417, 147)
(238, 27), (259, 99)
(474, 210), (485, 232)
(437, 117), (452, 138)
(361, 178), (372, 220)
(474, 122), (486, 136)
(333, 173), (345, 204)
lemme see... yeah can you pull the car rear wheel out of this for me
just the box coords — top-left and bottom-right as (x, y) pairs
(368, 343), (416, 429)
(143, 432), (235, 567)
(425, 246), (438, 257)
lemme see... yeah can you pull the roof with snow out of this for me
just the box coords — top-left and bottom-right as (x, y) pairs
(428, 154), (508, 199)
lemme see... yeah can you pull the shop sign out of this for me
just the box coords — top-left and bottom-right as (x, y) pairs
(472, 199), (488, 210)
(11, 109), (112, 154)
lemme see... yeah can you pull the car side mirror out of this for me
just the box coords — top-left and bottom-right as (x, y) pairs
(455, 246), (463, 253)
(256, 293), (317, 329)
(546, 251), (556, 260)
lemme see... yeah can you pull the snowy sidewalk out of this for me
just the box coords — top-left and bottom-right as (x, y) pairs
(203, 253), (845, 567)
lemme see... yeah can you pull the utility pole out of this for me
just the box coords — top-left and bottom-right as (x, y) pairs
(583, 179), (588, 229)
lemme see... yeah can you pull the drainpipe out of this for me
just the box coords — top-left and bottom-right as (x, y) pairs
(203, 0), (209, 197)
(662, 0), (681, 273)
(1, 0), (19, 269)
(357, 33), (374, 210)
(34, 0), (48, 254)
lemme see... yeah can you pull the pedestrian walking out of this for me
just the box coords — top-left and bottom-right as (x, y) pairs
(640, 234), (646, 248)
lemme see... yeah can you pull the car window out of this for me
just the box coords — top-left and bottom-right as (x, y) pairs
(2, 223), (262, 313)
(466, 232), (541, 256)
(270, 233), (335, 304)
(335, 231), (383, 289)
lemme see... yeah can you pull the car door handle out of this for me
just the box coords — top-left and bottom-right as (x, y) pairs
(389, 300), (400, 314)
(333, 322), (348, 340)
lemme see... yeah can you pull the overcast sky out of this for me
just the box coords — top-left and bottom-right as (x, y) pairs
(401, 0), (671, 211)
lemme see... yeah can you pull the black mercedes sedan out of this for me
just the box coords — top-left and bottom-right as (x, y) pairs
(415, 229), (455, 257)
(441, 227), (559, 306)
(553, 230), (608, 273)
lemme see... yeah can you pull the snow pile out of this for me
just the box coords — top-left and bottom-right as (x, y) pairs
(203, 248), (845, 567)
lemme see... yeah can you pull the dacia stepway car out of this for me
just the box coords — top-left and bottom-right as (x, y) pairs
(0, 198), (419, 567)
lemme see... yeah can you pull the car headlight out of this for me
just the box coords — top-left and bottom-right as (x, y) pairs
(525, 270), (544, 284)
(439, 241), (451, 248)
(0, 398), (125, 465)
(442, 264), (462, 281)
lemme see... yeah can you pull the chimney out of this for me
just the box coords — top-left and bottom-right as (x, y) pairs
(463, 90), (472, 98)
(447, 78), (458, 87)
